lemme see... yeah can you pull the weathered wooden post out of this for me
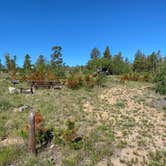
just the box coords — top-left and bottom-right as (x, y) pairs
(28, 111), (36, 155)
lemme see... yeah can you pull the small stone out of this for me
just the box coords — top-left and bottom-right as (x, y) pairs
(8, 87), (17, 94)
(19, 105), (32, 112)
(50, 144), (55, 149)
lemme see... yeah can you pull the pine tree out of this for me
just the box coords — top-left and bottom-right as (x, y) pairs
(23, 54), (32, 74)
(35, 55), (46, 72)
(133, 50), (147, 72)
(112, 52), (124, 74)
(90, 48), (101, 60)
(103, 46), (111, 59)
(5, 53), (17, 72)
(5, 53), (11, 71)
(51, 46), (63, 68)
(0, 59), (4, 71)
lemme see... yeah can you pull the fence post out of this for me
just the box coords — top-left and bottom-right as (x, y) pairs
(28, 111), (36, 155)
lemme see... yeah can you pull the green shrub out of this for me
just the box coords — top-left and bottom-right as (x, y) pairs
(54, 120), (83, 150)
(95, 73), (106, 87)
(154, 65), (166, 94)
(142, 72), (152, 82)
(71, 139), (83, 150)
(35, 128), (54, 147)
(20, 112), (54, 149)
(20, 127), (53, 148)
(54, 128), (66, 145)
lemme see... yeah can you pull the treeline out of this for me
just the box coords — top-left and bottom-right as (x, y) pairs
(87, 47), (165, 75)
(0, 46), (64, 80)
(0, 46), (166, 79)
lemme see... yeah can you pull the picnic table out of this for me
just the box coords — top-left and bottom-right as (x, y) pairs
(30, 80), (63, 89)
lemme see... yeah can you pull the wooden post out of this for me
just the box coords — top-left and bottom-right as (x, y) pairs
(30, 87), (33, 94)
(28, 111), (36, 155)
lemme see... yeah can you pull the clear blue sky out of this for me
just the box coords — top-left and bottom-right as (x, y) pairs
(0, 0), (166, 66)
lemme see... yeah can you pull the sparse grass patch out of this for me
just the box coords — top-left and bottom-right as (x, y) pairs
(137, 139), (146, 147)
(115, 100), (126, 108)
(148, 150), (166, 166)
(122, 119), (136, 129)
(116, 140), (127, 149)
(0, 145), (24, 166)
(0, 100), (12, 112)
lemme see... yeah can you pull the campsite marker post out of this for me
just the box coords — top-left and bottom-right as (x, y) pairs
(28, 111), (36, 155)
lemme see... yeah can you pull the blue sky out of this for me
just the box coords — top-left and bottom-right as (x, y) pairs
(0, 0), (166, 66)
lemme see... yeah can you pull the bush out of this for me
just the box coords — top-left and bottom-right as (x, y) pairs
(154, 65), (166, 94)
(66, 74), (83, 89)
(120, 72), (152, 83)
(35, 128), (54, 147)
(142, 72), (152, 82)
(54, 120), (83, 150)
(84, 74), (95, 89)
(66, 73), (107, 89)
(20, 112), (54, 148)
(95, 73), (106, 87)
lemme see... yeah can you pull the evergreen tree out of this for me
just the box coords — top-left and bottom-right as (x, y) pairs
(35, 55), (46, 72)
(23, 54), (32, 73)
(103, 46), (111, 59)
(10, 55), (17, 71)
(5, 53), (17, 72)
(156, 50), (162, 73)
(5, 53), (11, 71)
(154, 64), (166, 94)
(87, 58), (101, 72)
(133, 50), (147, 72)
(0, 59), (5, 71)
(112, 52), (124, 74)
(50, 46), (63, 68)
(50, 46), (64, 77)
(90, 48), (100, 60)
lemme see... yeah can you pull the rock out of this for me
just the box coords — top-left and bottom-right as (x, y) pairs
(18, 105), (32, 112)
(13, 105), (33, 112)
(8, 87), (17, 94)
(50, 144), (55, 149)
(0, 137), (24, 147)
